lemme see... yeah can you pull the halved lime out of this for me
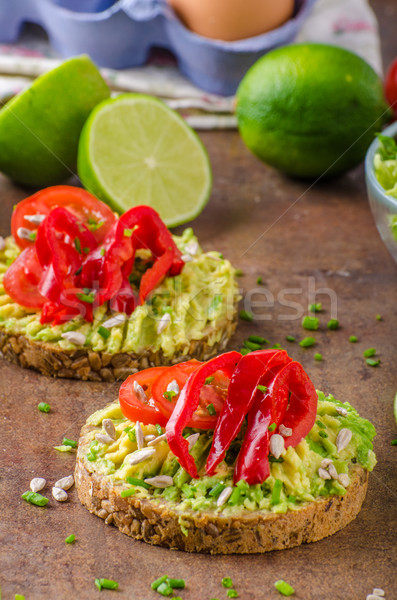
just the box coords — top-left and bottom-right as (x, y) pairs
(0, 55), (110, 187)
(77, 94), (212, 226)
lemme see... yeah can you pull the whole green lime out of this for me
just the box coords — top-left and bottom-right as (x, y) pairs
(236, 43), (391, 178)
(0, 55), (110, 187)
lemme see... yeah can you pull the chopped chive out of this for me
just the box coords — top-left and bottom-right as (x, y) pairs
(21, 491), (49, 507)
(240, 347), (250, 355)
(124, 228), (133, 238)
(248, 335), (268, 344)
(269, 456), (284, 463)
(88, 219), (104, 231)
(391, 440), (397, 446)
(349, 335), (358, 343)
(222, 577), (234, 589)
(38, 402), (51, 413)
(65, 534), (76, 544)
(366, 358), (380, 367)
(375, 314), (382, 321)
(302, 316), (319, 331)
(228, 488), (241, 505)
(167, 579), (185, 589)
(239, 309), (253, 322)
(127, 428), (136, 442)
(207, 403), (216, 416)
(15, 596), (25, 600)
(55, 445), (75, 453)
(257, 276), (263, 284)
(209, 482), (226, 498)
(28, 231), (37, 242)
(316, 420), (326, 429)
(62, 438), (77, 448)
(288, 495), (297, 503)
(163, 390), (177, 401)
(363, 348), (376, 358)
(74, 266), (82, 276)
(268, 422), (277, 432)
(257, 385), (268, 393)
(299, 337), (316, 348)
(314, 353), (323, 361)
(308, 302), (322, 313)
(227, 591), (238, 598)
(151, 576), (169, 590)
(83, 247), (90, 254)
(319, 431), (328, 438)
(243, 340), (262, 351)
(76, 291), (95, 304)
(327, 319), (339, 330)
(156, 582), (173, 596)
(274, 579), (295, 596)
(95, 578), (118, 591)
(98, 325), (110, 339)
(120, 488), (136, 498)
(285, 335), (295, 342)
(74, 237), (81, 254)
(155, 424), (163, 435)
(205, 376), (215, 385)
(100, 247), (105, 256)
(126, 476), (151, 490)
(235, 268), (244, 277)
(271, 479), (283, 506)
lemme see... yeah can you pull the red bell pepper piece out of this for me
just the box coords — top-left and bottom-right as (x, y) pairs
(206, 350), (291, 476)
(165, 351), (241, 479)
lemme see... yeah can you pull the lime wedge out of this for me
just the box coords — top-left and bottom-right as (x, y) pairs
(77, 94), (212, 226)
(0, 55), (110, 187)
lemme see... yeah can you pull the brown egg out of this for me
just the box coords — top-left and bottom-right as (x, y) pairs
(168, 0), (295, 41)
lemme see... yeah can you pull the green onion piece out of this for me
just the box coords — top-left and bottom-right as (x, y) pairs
(15, 596), (25, 600)
(209, 482), (226, 498)
(243, 340), (262, 351)
(28, 231), (37, 242)
(302, 316), (319, 331)
(167, 579), (185, 589)
(124, 228), (133, 237)
(248, 335), (268, 344)
(327, 319), (339, 330)
(151, 576), (169, 590)
(95, 578), (118, 591)
(227, 591), (238, 598)
(120, 488), (136, 498)
(349, 335), (358, 343)
(76, 291), (95, 304)
(285, 335), (295, 342)
(155, 424), (163, 435)
(376, 314), (382, 321)
(270, 342), (283, 349)
(98, 325), (110, 339)
(316, 420), (326, 429)
(268, 422), (277, 432)
(62, 438), (77, 448)
(269, 456), (284, 463)
(88, 219), (104, 231)
(363, 348), (376, 358)
(257, 276), (263, 284)
(274, 579), (295, 596)
(239, 309), (253, 322)
(126, 476), (151, 490)
(240, 347), (250, 355)
(222, 577), (234, 589)
(21, 491), (49, 507)
(74, 237), (81, 254)
(366, 358), (380, 367)
(205, 376), (215, 385)
(55, 445), (75, 453)
(156, 582), (173, 596)
(74, 266), (82, 276)
(100, 247), (105, 257)
(235, 268), (244, 277)
(127, 428), (136, 442)
(288, 495), (297, 503)
(391, 440), (397, 446)
(38, 402), (51, 413)
(83, 247), (90, 254)
(228, 488), (241, 505)
(257, 385), (268, 393)
(319, 431), (328, 438)
(207, 403), (216, 416)
(314, 353), (323, 361)
(65, 534), (76, 544)
(299, 337), (316, 348)
(271, 479), (283, 506)
(163, 390), (177, 401)
(308, 302), (322, 313)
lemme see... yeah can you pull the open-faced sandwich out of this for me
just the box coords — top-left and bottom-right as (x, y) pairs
(0, 186), (238, 381)
(75, 349), (376, 554)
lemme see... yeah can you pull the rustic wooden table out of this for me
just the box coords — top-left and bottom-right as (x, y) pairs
(1, 2), (396, 599)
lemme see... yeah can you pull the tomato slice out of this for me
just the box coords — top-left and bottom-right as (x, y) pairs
(152, 360), (230, 429)
(3, 246), (46, 308)
(119, 367), (170, 427)
(11, 186), (116, 249)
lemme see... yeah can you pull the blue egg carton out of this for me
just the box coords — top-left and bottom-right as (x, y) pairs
(0, 0), (316, 96)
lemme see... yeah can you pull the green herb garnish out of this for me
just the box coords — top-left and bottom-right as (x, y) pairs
(163, 390), (177, 401)
(123, 228), (133, 238)
(21, 491), (49, 507)
(363, 348), (376, 358)
(257, 384), (268, 393)
(239, 309), (253, 322)
(235, 268), (244, 277)
(299, 337), (316, 348)
(38, 402), (51, 413)
(285, 335), (295, 342)
(207, 403), (216, 416)
(314, 353), (323, 361)
(74, 237), (81, 254)
(65, 534), (76, 544)
(243, 340), (262, 351)
(302, 316), (319, 331)
(62, 438), (77, 448)
(268, 422), (277, 432)
(227, 591), (238, 598)
(205, 376), (214, 385)
(126, 476), (151, 490)
(271, 479), (283, 506)
(98, 325), (110, 339)
(248, 335), (268, 344)
(274, 579), (295, 596)
(88, 219), (104, 232)
(308, 302), (322, 313)
(349, 335), (358, 343)
(327, 319), (339, 330)
(95, 578), (118, 591)
(366, 358), (380, 367)
(257, 276), (263, 284)
(222, 578), (234, 589)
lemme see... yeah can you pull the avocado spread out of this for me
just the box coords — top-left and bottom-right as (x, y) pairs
(81, 392), (376, 520)
(0, 229), (238, 357)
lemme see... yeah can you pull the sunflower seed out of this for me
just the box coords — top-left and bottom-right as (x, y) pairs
(321, 458), (333, 469)
(144, 475), (174, 488)
(166, 379), (180, 395)
(318, 468), (332, 480)
(186, 433), (200, 451)
(24, 213), (46, 225)
(52, 487), (68, 502)
(269, 434), (284, 459)
(372, 589), (385, 597)
(338, 473), (350, 488)
(328, 463), (338, 480)
(335, 406), (348, 416)
(17, 227), (34, 241)
(102, 313), (127, 329)
(135, 421), (144, 450)
(144, 434), (156, 443)
(30, 477), (46, 493)
(217, 486), (233, 507)
(279, 424), (292, 437)
(147, 433), (167, 446)
(95, 433), (114, 445)
(102, 418), (117, 441)
(133, 381), (147, 403)
(54, 475), (74, 490)
(127, 447), (156, 465)
(336, 428), (352, 452)
(60, 331), (86, 346)
(157, 312), (171, 334)
(0, 236), (5, 251)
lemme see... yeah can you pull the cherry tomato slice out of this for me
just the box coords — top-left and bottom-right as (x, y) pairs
(385, 57), (397, 120)
(3, 246), (45, 308)
(119, 367), (170, 426)
(11, 186), (116, 249)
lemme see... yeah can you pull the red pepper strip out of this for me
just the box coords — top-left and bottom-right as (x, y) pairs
(205, 350), (290, 476)
(166, 351), (241, 479)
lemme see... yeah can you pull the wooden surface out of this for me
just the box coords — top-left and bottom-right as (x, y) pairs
(1, 2), (397, 598)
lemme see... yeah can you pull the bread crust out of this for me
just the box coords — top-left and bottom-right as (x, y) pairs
(0, 317), (236, 381)
(75, 422), (369, 554)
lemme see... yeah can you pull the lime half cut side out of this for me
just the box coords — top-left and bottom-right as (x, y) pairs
(77, 94), (212, 227)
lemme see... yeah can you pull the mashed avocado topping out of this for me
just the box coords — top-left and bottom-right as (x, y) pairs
(81, 391), (376, 518)
(0, 229), (238, 357)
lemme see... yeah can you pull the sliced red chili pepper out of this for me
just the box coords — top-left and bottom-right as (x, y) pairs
(206, 350), (291, 476)
(3, 245), (46, 309)
(119, 367), (170, 427)
(165, 351), (241, 479)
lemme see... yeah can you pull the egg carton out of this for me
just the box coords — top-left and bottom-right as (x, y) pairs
(0, 0), (316, 96)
